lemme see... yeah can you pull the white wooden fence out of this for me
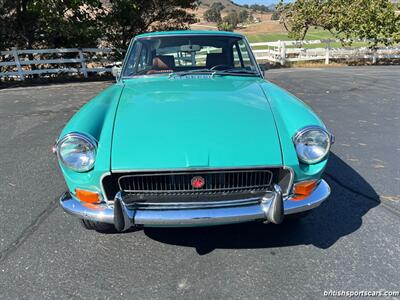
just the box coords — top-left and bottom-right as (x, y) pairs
(251, 39), (400, 65)
(0, 48), (117, 80)
(2, 40), (400, 80)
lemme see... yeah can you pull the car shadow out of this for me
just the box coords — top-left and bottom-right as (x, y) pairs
(143, 153), (380, 255)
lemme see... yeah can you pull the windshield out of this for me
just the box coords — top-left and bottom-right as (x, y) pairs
(122, 35), (261, 77)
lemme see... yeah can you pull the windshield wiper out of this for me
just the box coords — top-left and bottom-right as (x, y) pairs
(169, 68), (260, 78)
(173, 68), (260, 77)
(217, 69), (260, 76)
(169, 69), (215, 77)
(124, 68), (260, 79)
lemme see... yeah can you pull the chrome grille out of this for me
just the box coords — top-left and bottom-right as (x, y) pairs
(118, 169), (273, 195)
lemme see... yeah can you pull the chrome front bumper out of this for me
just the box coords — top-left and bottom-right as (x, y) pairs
(60, 180), (330, 231)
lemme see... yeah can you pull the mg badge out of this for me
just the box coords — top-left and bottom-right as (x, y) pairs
(191, 176), (205, 189)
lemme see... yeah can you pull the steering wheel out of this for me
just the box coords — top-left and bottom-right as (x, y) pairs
(210, 64), (232, 71)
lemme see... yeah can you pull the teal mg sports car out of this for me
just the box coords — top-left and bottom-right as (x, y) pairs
(54, 31), (334, 232)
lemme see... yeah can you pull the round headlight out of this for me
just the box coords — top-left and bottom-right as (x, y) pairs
(56, 133), (97, 172)
(293, 126), (331, 164)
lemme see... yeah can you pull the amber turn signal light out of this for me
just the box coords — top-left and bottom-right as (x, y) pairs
(292, 180), (318, 201)
(75, 189), (100, 204)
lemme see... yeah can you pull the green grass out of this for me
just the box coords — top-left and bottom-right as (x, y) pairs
(246, 29), (376, 49)
(246, 29), (399, 49)
(246, 29), (336, 43)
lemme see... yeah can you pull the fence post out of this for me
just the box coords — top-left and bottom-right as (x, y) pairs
(325, 40), (331, 65)
(372, 48), (377, 64)
(279, 40), (286, 66)
(277, 40), (281, 64)
(78, 49), (88, 78)
(12, 47), (24, 81)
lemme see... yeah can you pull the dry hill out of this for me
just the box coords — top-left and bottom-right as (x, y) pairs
(199, 0), (248, 12)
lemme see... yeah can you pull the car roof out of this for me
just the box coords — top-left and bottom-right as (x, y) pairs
(135, 30), (244, 39)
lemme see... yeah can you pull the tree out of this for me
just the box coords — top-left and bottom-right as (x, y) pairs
(222, 11), (239, 29)
(204, 8), (222, 23)
(37, 0), (104, 48)
(105, 0), (199, 49)
(0, 0), (39, 49)
(0, 0), (199, 50)
(0, 1), (13, 49)
(210, 2), (225, 12)
(204, 2), (225, 23)
(248, 11), (254, 23)
(0, 0), (104, 49)
(238, 10), (249, 24)
(277, 0), (400, 46)
(277, 0), (325, 40)
(328, 0), (400, 46)
(271, 11), (280, 21)
(249, 4), (270, 12)
(218, 10), (240, 31)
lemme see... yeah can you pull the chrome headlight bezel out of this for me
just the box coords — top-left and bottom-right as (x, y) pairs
(55, 132), (97, 172)
(293, 126), (333, 165)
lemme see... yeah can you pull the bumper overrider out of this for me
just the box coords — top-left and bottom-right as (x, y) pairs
(60, 180), (331, 231)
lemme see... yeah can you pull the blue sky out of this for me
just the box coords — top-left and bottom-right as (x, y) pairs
(234, 0), (282, 4)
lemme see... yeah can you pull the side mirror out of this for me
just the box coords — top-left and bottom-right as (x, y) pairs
(112, 66), (122, 80)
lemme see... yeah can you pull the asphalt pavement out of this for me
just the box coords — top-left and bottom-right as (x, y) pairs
(0, 66), (399, 299)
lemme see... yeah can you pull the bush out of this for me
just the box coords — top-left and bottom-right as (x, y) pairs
(271, 11), (280, 21)
(218, 22), (236, 32)
(204, 8), (222, 23)
(222, 11), (239, 29)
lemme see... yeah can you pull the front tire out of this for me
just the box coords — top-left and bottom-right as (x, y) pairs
(80, 219), (115, 232)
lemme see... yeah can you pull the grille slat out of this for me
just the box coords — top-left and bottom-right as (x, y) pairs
(101, 167), (294, 202)
(118, 169), (273, 195)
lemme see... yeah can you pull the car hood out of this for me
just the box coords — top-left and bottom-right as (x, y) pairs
(111, 76), (282, 170)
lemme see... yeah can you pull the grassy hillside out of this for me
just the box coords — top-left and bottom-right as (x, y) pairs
(199, 0), (246, 12)
(193, 0), (278, 32)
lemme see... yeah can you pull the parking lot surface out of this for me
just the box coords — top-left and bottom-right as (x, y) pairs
(0, 66), (399, 299)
